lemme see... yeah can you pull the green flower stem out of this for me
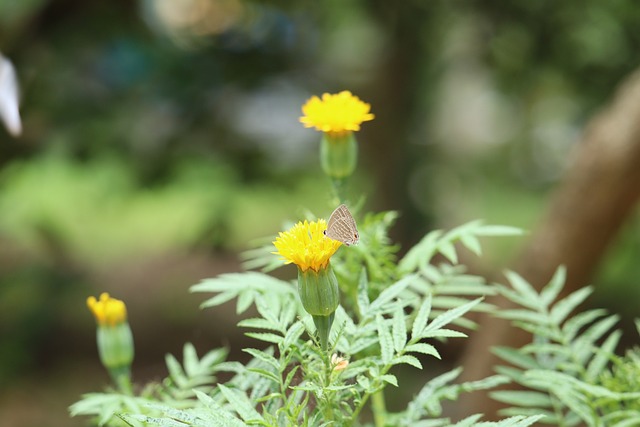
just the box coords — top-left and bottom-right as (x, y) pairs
(331, 177), (347, 205)
(371, 390), (387, 427)
(109, 366), (133, 395)
(321, 354), (336, 422)
(313, 313), (334, 350)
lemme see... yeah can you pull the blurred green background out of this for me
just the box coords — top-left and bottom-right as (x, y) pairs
(1, 0), (640, 425)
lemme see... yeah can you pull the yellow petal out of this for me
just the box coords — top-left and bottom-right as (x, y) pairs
(300, 91), (374, 136)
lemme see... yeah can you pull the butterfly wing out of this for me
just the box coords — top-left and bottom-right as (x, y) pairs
(325, 204), (359, 246)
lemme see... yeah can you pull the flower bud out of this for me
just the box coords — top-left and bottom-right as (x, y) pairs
(87, 293), (134, 393)
(298, 265), (339, 350)
(320, 132), (358, 180)
(297, 265), (339, 317)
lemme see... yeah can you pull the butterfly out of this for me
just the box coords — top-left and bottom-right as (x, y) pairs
(324, 204), (359, 246)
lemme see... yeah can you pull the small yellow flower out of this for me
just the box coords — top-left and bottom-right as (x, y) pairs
(273, 219), (342, 273)
(87, 293), (127, 327)
(300, 91), (374, 136)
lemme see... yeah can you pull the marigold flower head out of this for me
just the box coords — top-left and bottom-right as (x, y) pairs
(87, 293), (127, 327)
(273, 219), (342, 273)
(300, 91), (374, 136)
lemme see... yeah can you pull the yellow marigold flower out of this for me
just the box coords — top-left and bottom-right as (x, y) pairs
(300, 91), (374, 136)
(273, 219), (342, 273)
(87, 293), (127, 327)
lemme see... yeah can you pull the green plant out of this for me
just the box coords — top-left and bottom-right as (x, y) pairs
(70, 90), (640, 427)
(492, 267), (640, 426)
(71, 216), (542, 426)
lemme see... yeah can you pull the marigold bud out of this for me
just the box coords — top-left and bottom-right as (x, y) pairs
(297, 265), (339, 317)
(320, 133), (358, 180)
(87, 293), (134, 393)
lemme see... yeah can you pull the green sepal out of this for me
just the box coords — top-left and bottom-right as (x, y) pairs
(320, 132), (357, 179)
(96, 322), (134, 389)
(297, 265), (340, 317)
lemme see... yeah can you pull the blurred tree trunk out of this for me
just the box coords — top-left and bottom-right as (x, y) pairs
(460, 68), (640, 419)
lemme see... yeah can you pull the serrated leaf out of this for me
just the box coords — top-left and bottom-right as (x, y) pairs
(550, 287), (593, 324)
(237, 317), (280, 332)
(244, 332), (283, 345)
(585, 329), (620, 381)
(497, 309), (551, 325)
(411, 294), (432, 340)
(369, 275), (415, 313)
(425, 329), (467, 338)
(405, 342), (440, 358)
(422, 298), (481, 337)
(218, 384), (263, 422)
(377, 314), (395, 364)
(125, 414), (190, 427)
(282, 321), (305, 350)
(526, 370), (617, 398)
(399, 230), (443, 273)
(236, 290), (255, 314)
(498, 287), (543, 311)
(449, 414), (483, 427)
(428, 367), (463, 388)
(380, 374), (398, 387)
(182, 343), (199, 378)
(392, 303), (407, 352)
(460, 233), (482, 256)
(357, 268), (370, 317)
(246, 368), (280, 384)
(504, 271), (540, 304)
(490, 390), (552, 407)
(357, 375), (371, 391)
(392, 354), (422, 369)
(198, 292), (236, 309)
(283, 365), (300, 389)
(492, 347), (540, 370)
(192, 272), (294, 310)
(462, 374), (511, 391)
(165, 354), (187, 388)
(438, 241), (458, 264)
(193, 390), (246, 426)
(475, 225), (524, 236)
(576, 314), (619, 348)
(562, 309), (608, 342)
(539, 267), (566, 306)
(551, 387), (592, 424)
(243, 348), (279, 370)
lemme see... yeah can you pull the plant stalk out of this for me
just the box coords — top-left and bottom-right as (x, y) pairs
(371, 390), (387, 427)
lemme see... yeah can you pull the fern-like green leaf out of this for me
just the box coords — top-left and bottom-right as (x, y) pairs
(392, 303), (408, 352)
(392, 354), (423, 369)
(539, 266), (566, 307)
(218, 384), (264, 423)
(411, 294), (432, 341)
(549, 287), (593, 324)
(405, 342), (440, 359)
(377, 314), (395, 364)
(490, 390), (552, 408)
(421, 298), (481, 338)
(369, 275), (415, 314)
(356, 267), (370, 317)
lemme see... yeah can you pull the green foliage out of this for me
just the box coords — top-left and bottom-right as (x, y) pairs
(493, 267), (640, 426)
(69, 343), (228, 426)
(72, 215), (540, 426)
